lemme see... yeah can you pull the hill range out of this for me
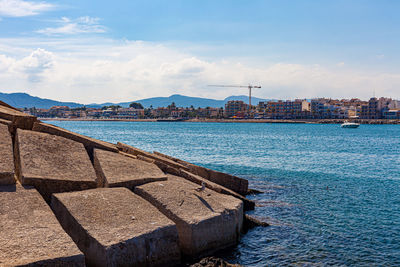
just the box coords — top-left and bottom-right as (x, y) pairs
(0, 92), (271, 109)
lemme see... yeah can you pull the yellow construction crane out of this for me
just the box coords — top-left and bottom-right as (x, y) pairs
(208, 84), (262, 112)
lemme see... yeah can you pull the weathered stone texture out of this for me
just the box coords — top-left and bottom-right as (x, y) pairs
(135, 175), (243, 257)
(179, 169), (255, 211)
(93, 148), (167, 188)
(51, 187), (181, 267)
(0, 118), (15, 135)
(32, 122), (118, 154)
(0, 185), (85, 266)
(0, 100), (21, 111)
(153, 151), (248, 195)
(151, 160), (254, 210)
(117, 142), (188, 170)
(15, 129), (98, 200)
(0, 124), (15, 185)
(0, 105), (37, 130)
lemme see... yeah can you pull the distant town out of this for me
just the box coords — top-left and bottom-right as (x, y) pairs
(22, 97), (400, 121)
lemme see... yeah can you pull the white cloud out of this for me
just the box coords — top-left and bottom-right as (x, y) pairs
(0, 0), (53, 17)
(1, 48), (54, 82)
(36, 16), (106, 35)
(0, 37), (399, 104)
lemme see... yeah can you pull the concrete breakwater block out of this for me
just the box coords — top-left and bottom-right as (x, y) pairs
(0, 185), (85, 266)
(153, 151), (248, 195)
(0, 104), (37, 130)
(0, 124), (15, 185)
(51, 187), (181, 267)
(93, 148), (167, 188)
(150, 161), (254, 211)
(135, 175), (243, 257)
(0, 118), (15, 135)
(32, 122), (119, 155)
(179, 169), (255, 211)
(117, 142), (188, 171)
(15, 129), (98, 201)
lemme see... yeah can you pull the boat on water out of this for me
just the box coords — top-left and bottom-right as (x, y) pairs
(341, 121), (360, 128)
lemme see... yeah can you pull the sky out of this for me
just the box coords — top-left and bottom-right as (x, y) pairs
(0, 0), (399, 104)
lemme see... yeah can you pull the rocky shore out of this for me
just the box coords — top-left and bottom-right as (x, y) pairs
(0, 101), (260, 266)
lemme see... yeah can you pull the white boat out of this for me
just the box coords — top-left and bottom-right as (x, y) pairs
(341, 121), (360, 128)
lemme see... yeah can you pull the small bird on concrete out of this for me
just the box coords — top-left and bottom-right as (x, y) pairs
(196, 182), (206, 192)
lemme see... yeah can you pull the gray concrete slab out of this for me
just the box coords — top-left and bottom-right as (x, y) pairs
(33, 122), (118, 155)
(153, 151), (248, 195)
(0, 185), (85, 266)
(134, 175), (243, 257)
(51, 187), (181, 267)
(0, 124), (15, 185)
(93, 148), (167, 188)
(15, 129), (98, 200)
(117, 142), (188, 170)
(0, 105), (37, 130)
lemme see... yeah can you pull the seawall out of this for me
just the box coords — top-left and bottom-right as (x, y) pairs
(0, 101), (258, 266)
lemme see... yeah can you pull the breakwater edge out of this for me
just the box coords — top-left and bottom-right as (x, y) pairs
(48, 120), (400, 266)
(0, 101), (261, 266)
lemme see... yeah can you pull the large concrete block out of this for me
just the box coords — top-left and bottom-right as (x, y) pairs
(135, 175), (243, 257)
(93, 148), (167, 188)
(153, 151), (248, 195)
(117, 142), (188, 171)
(33, 122), (118, 156)
(0, 185), (85, 266)
(150, 160), (254, 211)
(0, 118), (15, 135)
(0, 105), (37, 130)
(15, 129), (98, 201)
(0, 124), (15, 185)
(0, 100), (23, 111)
(179, 169), (255, 211)
(51, 188), (181, 267)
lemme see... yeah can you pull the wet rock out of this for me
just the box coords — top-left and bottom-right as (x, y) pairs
(190, 257), (242, 267)
(247, 188), (263, 195)
(51, 187), (181, 266)
(0, 124), (15, 185)
(135, 174), (243, 258)
(93, 148), (167, 188)
(243, 214), (270, 230)
(0, 185), (85, 266)
(15, 129), (98, 201)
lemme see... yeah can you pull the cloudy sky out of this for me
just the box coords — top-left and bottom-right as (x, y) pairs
(0, 0), (399, 104)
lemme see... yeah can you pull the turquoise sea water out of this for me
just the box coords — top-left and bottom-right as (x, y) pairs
(47, 121), (400, 266)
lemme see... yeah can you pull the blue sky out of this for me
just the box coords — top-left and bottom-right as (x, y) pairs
(0, 0), (399, 103)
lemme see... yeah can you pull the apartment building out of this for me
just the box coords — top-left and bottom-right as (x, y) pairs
(225, 101), (248, 118)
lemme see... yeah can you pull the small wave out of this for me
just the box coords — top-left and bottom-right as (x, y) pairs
(256, 200), (297, 207)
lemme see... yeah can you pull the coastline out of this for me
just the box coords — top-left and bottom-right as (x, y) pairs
(41, 118), (400, 124)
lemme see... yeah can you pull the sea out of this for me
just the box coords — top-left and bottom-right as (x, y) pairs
(46, 121), (400, 266)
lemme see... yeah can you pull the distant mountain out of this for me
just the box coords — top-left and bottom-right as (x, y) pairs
(0, 92), (83, 109)
(0, 92), (271, 109)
